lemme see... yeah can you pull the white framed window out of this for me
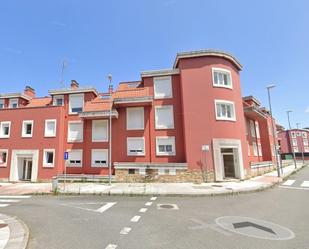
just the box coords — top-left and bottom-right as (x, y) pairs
(292, 139), (297, 146)
(0, 99), (4, 109)
(0, 149), (8, 167)
(154, 76), (173, 99)
(156, 136), (176, 156)
(43, 149), (55, 167)
(253, 142), (258, 156)
(169, 169), (176, 175)
(304, 147), (309, 152)
(258, 143), (263, 156)
(158, 168), (166, 175)
(215, 100), (236, 121)
(291, 132), (296, 138)
(68, 121), (83, 142)
(250, 120), (256, 137)
(212, 67), (233, 89)
(255, 121), (260, 138)
(303, 138), (308, 146)
(139, 168), (146, 175)
(0, 121), (11, 138)
(92, 120), (108, 142)
(155, 105), (174, 129)
(67, 149), (83, 167)
(91, 149), (108, 167)
(53, 95), (64, 106)
(69, 94), (84, 114)
(127, 137), (145, 156)
(297, 131), (301, 136)
(293, 147), (299, 153)
(9, 98), (18, 108)
(44, 119), (57, 137)
(22, 120), (33, 137)
(126, 107), (144, 130)
(302, 132), (307, 138)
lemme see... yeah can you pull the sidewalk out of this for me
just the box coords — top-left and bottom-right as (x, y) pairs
(0, 163), (306, 196)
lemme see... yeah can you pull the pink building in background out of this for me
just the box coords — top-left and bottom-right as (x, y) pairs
(0, 50), (278, 183)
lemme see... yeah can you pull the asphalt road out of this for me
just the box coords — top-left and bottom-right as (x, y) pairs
(2, 166), (309, 249)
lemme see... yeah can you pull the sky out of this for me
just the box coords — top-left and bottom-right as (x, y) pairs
(0, 0), (308, 128)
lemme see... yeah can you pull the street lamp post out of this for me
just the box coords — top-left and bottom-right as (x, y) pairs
(266, 84), (280, 177)
(108, 74), (113, 185)
(287, 110), (297, 169)
(296, 122), (305, 165)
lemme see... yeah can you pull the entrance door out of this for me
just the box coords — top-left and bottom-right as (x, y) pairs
(223, 154), (235, 178)
(22, 159), (32, 181)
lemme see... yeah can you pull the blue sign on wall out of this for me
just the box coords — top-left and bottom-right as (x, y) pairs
(64, 152), (69, 160)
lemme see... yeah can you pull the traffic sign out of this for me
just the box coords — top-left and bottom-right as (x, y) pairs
(64, 152), (69, 160)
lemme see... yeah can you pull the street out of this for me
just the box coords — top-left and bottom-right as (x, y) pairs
(2, 166), (309, 249)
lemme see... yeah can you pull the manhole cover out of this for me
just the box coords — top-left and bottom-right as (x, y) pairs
(157, 204), (179, 210)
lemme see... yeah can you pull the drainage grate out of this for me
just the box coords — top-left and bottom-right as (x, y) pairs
(157, 204), (179, 210)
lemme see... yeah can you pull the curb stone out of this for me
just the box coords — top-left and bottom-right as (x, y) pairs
(0, 214), (29, 249)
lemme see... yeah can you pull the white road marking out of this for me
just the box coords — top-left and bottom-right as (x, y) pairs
(282, 180), (295, 186)
(0, 200), (20, 203)
(279, 186), (309, 191)
(0, 204), (10, 207)
(130, 215), (141, 223)
(120, 227), (132, 235)
(150, 197), (157, 201)
(96, 202), (116, 213)
(0, 195), (31, 199)
(139, 208), (148, 213)
(300, 181), (309, 187)
(105, 244), (117, 249)
(145, 202), (153, 206)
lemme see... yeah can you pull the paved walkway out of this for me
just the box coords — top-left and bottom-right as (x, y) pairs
(0, 163), (306, 196)
(0, 214), (29, 249)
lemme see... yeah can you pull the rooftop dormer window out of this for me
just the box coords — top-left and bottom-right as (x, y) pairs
(212, 68), (233, 89)
(69, 94), (84, 114)
(53, 95), (64, 106)
(9, 98), (18, 108)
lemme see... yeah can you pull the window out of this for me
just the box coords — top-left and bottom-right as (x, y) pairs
(22, 120), (33, 137)
(303, 138), (308, 146)
(126, 107), (144, 130)
(302, 132), (307, 138)
(68, 121), (83, 142)
(297, 132), (301, 136)
(255, 121), (260, 138)
(0, 99), (4, 109)
(67, 150), (82, 167)
(292, 139), (297, 146)
(0, 150), (8, 167)
(154, 76), (173, 99)
(250, 120), (256, 137)
(53, 95), (64, 106)
(293, 147), (299, 153)
(291, 132), (296, 138)
(156, 137), (176, 156)
(92, 120), (108, 142)
(127, 137), (145, 156)
(158, 168), (165, 175)
(212, 68), (232, 88)
(128, 169), (135, 174)
(304, 147), (309, 152)
(258, 143), (263, 156)
(44, 119), (57, 137)
(215, 100), (236, 121)
(0, 122), (11, 138)
(253, 142), (258, 156)
(139, 168), (146, 175)
(155, 105), (174, 129)
(69, 94), (84, 114)
(43, 149), (55, 167)
(9, 98), (18, 108)
(169, 169), (176, 175)
(91, 149), (108, 167)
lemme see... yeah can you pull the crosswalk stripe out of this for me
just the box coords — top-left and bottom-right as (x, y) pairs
(0, 204), (10, 207)
(282, 180), (296, 186)
(0, 196), (31, 199)
(300, 181), (309, 187)
(0, 200), (20, 203)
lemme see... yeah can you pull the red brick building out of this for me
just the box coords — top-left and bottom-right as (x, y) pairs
(0, 50), (276, 182)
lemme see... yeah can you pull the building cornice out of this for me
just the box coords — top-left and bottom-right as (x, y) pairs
(0, 93), (32, 101)
(48, 87), (99, 96)
(114, 162), (188, 169)
(141, 69), (180, 77)
(79, 109), (119, 119)
(113, 96), (153, 104)
(173, 49), (242, 70)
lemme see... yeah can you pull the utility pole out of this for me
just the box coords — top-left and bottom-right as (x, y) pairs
(108, 74), (113, 185)
(266, 84), (280, 177)
(287, 110), (297, 169)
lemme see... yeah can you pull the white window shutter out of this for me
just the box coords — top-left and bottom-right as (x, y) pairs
(127, 107), (144, 130)
(154, 76), (173, 99)
(155, 106), (174, 129)
(92, 120), (108, 142)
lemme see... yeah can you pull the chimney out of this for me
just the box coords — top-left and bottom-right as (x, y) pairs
(24, 85), (36, 98)
(70, 80), (79, 89)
